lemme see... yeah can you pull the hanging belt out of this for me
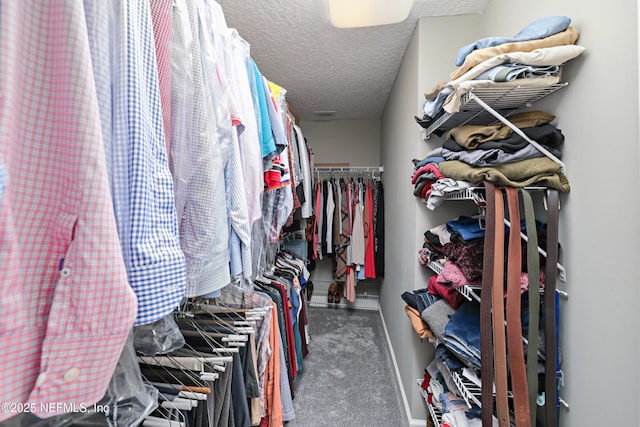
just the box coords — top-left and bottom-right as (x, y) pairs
(492, 186), (510, 427)
(544, 189), (560, 427)
(505, 187), (530, 426)
(481, 182), (496, 427)
(521, 189), (540, 427)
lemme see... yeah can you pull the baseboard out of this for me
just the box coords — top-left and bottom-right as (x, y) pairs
(378, 306), (427, 427)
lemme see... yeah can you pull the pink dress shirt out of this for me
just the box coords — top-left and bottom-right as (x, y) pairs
(0, 1), (137, 420)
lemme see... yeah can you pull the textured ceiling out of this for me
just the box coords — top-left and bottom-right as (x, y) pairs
(217, 0), (488, 121)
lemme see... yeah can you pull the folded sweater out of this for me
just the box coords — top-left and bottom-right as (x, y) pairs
(438, 157), (570, 192)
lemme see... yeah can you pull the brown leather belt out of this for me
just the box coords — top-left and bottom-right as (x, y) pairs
(480, 181), (496, 427)
(480, 186), (561, 426)
(491, 187), (509, 427)
(505, 187), (530, 426)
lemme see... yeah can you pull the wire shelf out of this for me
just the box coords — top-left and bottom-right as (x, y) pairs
(426, 400), (443, 427)
(422, 83), (568, 138)
(427, 261), (481, 302)
(455, 285), (482, 303)
(435, 187), (567, 283)
(443, 187), (484, 201)
(452, 369), (483, 407)
(427, 261), (444, 275)
(418, 380), (443, 427)
(443, 186), (548, 202)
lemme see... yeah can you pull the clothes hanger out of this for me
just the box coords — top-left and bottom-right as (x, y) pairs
(150, 381), (210, 402)
(192, 297), (265, 332)
(139, 352), (216, 386)
(140, 346), (218, 426)
(138, 356), (212, 398)
(169, 348), (231, 372)
(178, 325), (241, 354)
(143, 414), (186, 427)
(144, 398), (179, 427)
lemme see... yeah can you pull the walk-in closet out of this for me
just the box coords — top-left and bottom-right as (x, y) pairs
(1, 1), (639, 427)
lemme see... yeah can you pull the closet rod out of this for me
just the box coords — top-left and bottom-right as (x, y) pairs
(307, 278), (378, 284)
(313, 166), (384, 173)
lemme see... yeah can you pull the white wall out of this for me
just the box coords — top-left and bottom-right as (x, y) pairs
(380, 15), (483, 423)
(381, 4), (640, 426)
(380, 23), (427, 422)
(299, 119), (381, 166)
(478, 2), (640, 426)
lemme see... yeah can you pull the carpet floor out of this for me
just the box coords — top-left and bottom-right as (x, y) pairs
(286, 306), (407, 427)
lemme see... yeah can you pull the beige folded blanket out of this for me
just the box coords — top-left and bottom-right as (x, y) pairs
(450, 26), (580, 80)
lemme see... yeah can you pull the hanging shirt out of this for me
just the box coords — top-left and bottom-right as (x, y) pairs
(321, 180), (329, 256)
(107, 0), (188, 324)
(364, 181), (377, 278)
(315, 181), (324, 259)
(0, 1), (137, 419)
(171, 0), (230, 297)
(80, 0), (189, 326)
(351, 198), (366, 265)
(284, 116), (302, 223)
(269, 81), (299, 188)
(263, 77), (291, 188)
(325, 180), (335, 253)
(373, 179), (385, 277)
(286, 117), (302, 192)
(225, 128), (253, 279)
(148, 0), (173, 157)
(293, 125), (312, 219)
(332, 178), (341, 246)
(312, 182), (321, 260)
(334, 180), (351, 282)
(200, 0), (253, 281)
(230, 30), (264, 228)
(250, 59), (278, 160)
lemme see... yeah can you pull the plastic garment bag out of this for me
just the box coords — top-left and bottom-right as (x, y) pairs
(134, 313), (186, 356)
(5, 332), (159, 427)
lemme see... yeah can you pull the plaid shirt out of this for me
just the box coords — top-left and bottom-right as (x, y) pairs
(0, 1), (138, 419)
(88, 0), (187, 324)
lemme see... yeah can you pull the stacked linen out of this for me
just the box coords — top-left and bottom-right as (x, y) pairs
(411, 154), (473, 209)
(441, 110), (564, 168)
(413, 17), (584, 204)
(436, 109), (571, 193)
(411, 157), (444, 199)
(417, 16), (585, 125)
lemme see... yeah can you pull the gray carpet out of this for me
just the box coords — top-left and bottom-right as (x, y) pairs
(287, 306), (407, 427)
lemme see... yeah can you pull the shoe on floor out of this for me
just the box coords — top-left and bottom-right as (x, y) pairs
(306, 280), (314, 301)
(327, 283), (337, 303)
(334, 283), (344, 303)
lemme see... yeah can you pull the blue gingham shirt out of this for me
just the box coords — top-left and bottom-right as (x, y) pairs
(88, 0), (187, 324)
